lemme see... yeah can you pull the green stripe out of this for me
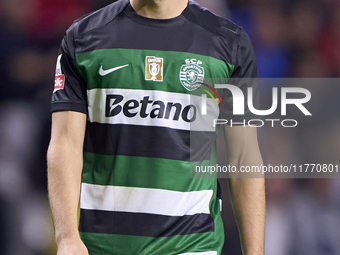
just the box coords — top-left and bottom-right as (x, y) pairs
(80, 231), (223, 255)
(75, 48), (234, 95)
(82, 153), (218, 192)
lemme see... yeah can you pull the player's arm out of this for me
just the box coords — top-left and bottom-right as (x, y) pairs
(47, 111), (88, 255)
(224, 125), (265, 255)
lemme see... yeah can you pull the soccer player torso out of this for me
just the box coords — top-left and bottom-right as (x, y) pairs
(51, 0), (256, 254)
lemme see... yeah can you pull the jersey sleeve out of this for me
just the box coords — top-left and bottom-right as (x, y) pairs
(220, 29), (258, 122)
(51, 27), (88, 114)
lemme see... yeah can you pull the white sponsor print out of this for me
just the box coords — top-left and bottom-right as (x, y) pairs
(87, 88), (219, 132)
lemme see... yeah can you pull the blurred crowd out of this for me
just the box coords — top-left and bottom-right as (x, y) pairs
(225, 1), (340, 255)
(0, 0), (94, 253)
(0, 0), (339, 254)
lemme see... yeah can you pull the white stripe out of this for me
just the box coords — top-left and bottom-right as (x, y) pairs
(177, 252), (217, 255)
(55, 54), (62, 75)
(87, 88), (219, 132)
(80, 183), (213, 217)
(201, 94), (207, 115)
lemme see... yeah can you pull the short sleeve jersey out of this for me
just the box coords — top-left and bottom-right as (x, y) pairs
(51, 0), (257, 254)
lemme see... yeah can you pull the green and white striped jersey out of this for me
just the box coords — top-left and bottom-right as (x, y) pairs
(51, 0), (257, 254)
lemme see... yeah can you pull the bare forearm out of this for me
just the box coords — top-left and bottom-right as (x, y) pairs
(47, 142), (83, 244)
(228, 177), (265, 255)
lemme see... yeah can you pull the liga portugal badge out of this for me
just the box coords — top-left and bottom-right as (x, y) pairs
(53, 54), (65, 93)
(54, 75), (65, 91)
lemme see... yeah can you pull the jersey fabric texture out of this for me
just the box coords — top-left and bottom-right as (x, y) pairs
(51, 0), (257, 254)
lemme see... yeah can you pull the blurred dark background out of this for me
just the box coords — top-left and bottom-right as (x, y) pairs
(0, 0), (339, 254)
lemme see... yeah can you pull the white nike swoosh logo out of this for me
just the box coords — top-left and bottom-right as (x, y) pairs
(99, 64), (129, 76)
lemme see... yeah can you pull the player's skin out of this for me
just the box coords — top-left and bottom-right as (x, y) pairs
(48, 111), (88, 255)
(224, 125), (265, 255)
(130, 0), (188, 19)
(47, 1), (265, 255)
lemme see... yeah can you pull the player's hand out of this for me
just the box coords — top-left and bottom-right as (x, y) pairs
(57, 237), (89, 255)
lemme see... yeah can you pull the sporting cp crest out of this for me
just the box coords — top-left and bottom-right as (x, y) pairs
(145, 56), (164, 82)
(179, 59), (205, 91)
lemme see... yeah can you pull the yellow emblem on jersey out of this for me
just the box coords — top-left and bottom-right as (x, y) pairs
(145, 56), (163, 82)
